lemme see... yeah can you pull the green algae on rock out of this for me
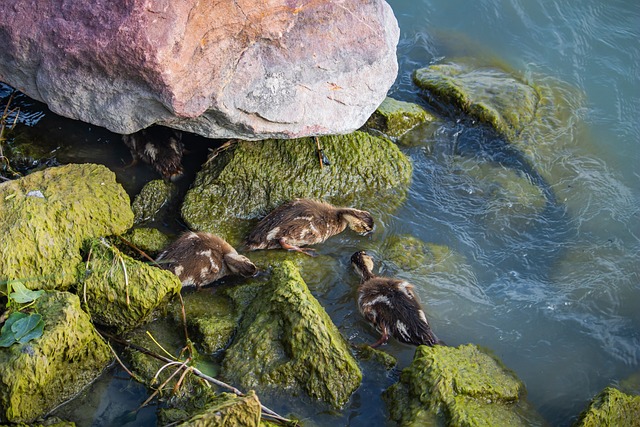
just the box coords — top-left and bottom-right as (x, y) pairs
(574, 387), (640, 427)
(364, 97), (435, 138)
(0, 163), (133, 290)
(175, 391), (262, 427)
(79, 238), (181, 333)
(131, 179), (176, 224)
(222, 261), (361, 408)
(181, 132), (412, 245)
(413, 63), (540, 142)
(384, 344), (544, 426)
(0, 291), (111, 423)
(119, 227), (172, 256)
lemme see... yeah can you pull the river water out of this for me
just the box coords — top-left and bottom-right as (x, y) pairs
(2, 0), (639, 426)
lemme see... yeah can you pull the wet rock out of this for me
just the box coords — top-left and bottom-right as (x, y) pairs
(79, 238), (181, 333)
(175, 392), (262, 427)
(574, 387), (640, 427)
(353, 344), (397, 370)
(120, 227), (172, 256)
(222, 261), (362, 408)
(383, 344), (544, 426)
(0, 291), (111, 423)
(413, 63), (539, 142)
(381, 234), (456, 272)
(181, 132), (412, 245)
(0, 163), (133, 290)
(131, 179), (176, 225)
(364, 97), (434, 138)
(0, 0), (398, 140)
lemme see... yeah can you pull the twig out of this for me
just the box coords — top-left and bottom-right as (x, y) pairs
(116, 235), (158, 266)
(107, 342), (144, 383)
(146, 330), (178, 361)
(138, 357), (191, 410)
(99, 331), (298, 426)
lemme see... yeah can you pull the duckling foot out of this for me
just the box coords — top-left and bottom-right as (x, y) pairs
(370, 331), (389, 348)
(278, 239), (317, 257)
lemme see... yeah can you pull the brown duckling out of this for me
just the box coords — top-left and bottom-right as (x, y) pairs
(245, 198), (374, 256)
(350, 251), (440, 348)
(122, 126), (184, 181)
(156, 231), (257, 288)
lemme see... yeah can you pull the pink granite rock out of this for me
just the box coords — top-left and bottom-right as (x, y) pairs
(0, 0), (399, 140)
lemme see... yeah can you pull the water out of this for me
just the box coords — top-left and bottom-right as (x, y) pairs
(2, 0), (639, 426)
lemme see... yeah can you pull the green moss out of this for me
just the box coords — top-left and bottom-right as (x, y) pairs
(364, 97), (434, 138)
(171, 291), (238, 354)
(120, 227), (171, 256)
(131, 179), (175, 224)
(384, 344), (543, 426)
(181, 132), (412, 245)
(222, 261), (362, 408)
(78, 238), (181, 333)
(574, 387), (640, 427)
(354, 344), (397, 370)
(0, 292), (112, 423)
(175, 391), (262, 427)
(413, 63), (540, 142)
(0, 163), (133, 290)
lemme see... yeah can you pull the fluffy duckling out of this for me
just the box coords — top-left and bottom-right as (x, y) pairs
(156, 231), (257, 288)
(245, 199), (374, 256)
(122, 126), (184, 181)
(350, 251), (440, 348)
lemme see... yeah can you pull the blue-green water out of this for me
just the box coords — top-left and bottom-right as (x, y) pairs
(2, 0), (639, 426)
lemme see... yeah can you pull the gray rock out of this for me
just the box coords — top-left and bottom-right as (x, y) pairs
(0, 0), (399, 140)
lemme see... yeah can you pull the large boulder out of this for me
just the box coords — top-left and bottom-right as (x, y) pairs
(0, 163), (134, 290)
(0, 0), (399, 140)
(0, 291), (112, 423)
(383, 344), (544, 426)
(181, 131), (413, 245)
(222, 261), (362, 408)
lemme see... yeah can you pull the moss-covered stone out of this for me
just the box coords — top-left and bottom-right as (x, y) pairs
(2, 128), (61, 175)
(120, 227), (172, 256)
(222, 261), (362, 408)
(171, 290), (237, 354)
(131, 179), (175, 224)
(364, 97), (434, 138)
(0, 291), (112, 423)
(0, 163), (133, 290)
(574, 387), (640, 427)
(175, 391), (262, 427)
(383, 344), (543, 426)
(181, 132), (412, 245)
(354, 344), (397, 370)
(79, 238), (181, 333)
(413, 63), (539, 142)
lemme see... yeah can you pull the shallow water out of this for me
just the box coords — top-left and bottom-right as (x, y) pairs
(2, 0), (639, 426)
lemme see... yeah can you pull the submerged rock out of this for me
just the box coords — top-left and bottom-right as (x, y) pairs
(383, 344), (544, 426)
(0, 0), (398, 140)
(119, 227), (172, 256)
(222, 261), (362, 408)
(0, 163), (133, 290)
(364, 97), (435, 139)
(574, 387), (640, 427)
(79, 238), (181, 333)
(181, 131), (412, 245)
(175, 392), (262, 427)
(131, 179), (176, 225)
(0, 292), (111, 423)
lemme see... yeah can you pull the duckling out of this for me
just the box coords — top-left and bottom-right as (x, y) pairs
(350, 251), (440, 348)
(156, 231), (257, 288)
(122, 126), (184, 181)
(245, 198), (374, 256)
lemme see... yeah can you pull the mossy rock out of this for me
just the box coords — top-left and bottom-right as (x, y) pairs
(222, 261), (362, 408)
(2, 128), (61, 174)
(170, 290), (238, 354)
(383, 344), (544, 426)
(0, 292), (112, 423)
(78, 238), (181, 333)
(353, 344), (397, 370)
(0, 163), (133, 290)
(574, 387), (640, 427)
(364, 97), (434, 138)
(131, 179), (176, 225)
(120, 227), (172, 256)
(413, 63), (540, 142)
(381, 234), (454, 272)
(175, 391), (262, 427)
(181, 132), (412, 246)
